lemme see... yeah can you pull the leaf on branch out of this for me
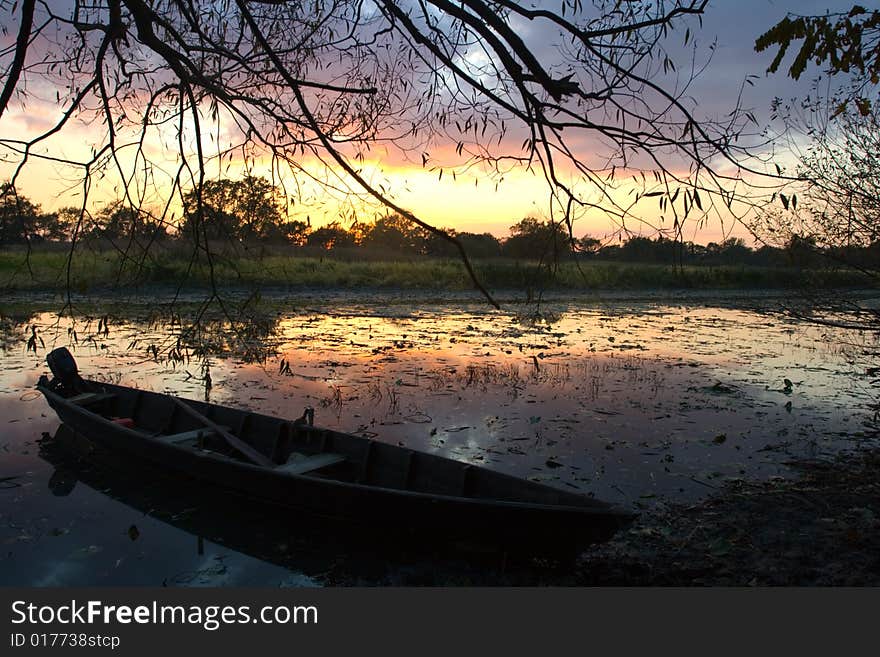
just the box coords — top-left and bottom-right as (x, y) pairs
(681, 119), (692, 139)
(855, 98), (872, 116)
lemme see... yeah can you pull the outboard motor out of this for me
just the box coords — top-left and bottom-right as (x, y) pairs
(45, 347), (85, 395)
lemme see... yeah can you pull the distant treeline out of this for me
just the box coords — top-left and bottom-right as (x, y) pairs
(3, 179), (878, 269)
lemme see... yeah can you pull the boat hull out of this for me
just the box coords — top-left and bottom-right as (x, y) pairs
(39, 382), (632, 549)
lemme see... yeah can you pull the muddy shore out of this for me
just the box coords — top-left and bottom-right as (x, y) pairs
(575, 446), (880, 586)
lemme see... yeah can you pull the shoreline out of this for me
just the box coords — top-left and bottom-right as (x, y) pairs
(3, 285), (879, 312)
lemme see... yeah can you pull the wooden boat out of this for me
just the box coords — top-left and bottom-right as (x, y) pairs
(39, 426), (554, 580)
(37, 349), (633, 548)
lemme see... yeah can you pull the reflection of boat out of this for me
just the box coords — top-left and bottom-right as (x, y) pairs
(37, 348), (632, 549)
(40, 427), (315, 571)
(39, 426), (454, 583)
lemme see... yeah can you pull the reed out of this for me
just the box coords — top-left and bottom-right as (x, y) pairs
(1, 247), (874, 292)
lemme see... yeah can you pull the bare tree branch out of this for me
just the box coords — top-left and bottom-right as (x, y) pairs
(0, 0), (36, 119)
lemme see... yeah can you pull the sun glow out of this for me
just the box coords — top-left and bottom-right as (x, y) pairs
(0, 95), (756, 245)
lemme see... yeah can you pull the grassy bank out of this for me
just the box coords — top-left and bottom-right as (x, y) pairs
(0, 246), (875, 292)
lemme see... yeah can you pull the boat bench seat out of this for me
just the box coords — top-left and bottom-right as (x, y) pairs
(68, 392), (116, 406)
(156, 427), (229, 446)
(276, 452), (346, 475)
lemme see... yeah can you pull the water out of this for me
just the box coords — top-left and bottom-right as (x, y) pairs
(1, 293), (877, 585)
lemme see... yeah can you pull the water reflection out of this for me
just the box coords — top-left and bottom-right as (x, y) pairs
(1, 295), (877, 584)
(2, 302), (877, 505)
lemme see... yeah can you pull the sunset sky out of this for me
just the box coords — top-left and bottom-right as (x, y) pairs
(0, 1), (858, 244)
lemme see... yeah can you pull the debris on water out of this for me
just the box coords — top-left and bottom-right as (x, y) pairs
(170, 508), (198, 521)
(127, 525), (140, 541)
(699, 381), (737, 395)
(713, 434), (727, 444)
(545, 459), (563, 469)
(74, 545), (103, 558)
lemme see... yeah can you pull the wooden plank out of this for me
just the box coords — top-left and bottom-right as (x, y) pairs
(170, 397), (275, 468)
(276, 452), (346, 475)
(68, 392), (115, 406)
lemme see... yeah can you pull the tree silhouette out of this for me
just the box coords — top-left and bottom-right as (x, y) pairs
(362, 214), (428, 254)
(306, 222), (358, 250)
(180, 176), (286, 243)
(425, 232), (502, 258)
(0, 183), (41, 245)
(756, 6), (879, 116)
(0, 0), (766, 306)
(752, 105), (880, 275)
(755, 4), (879, 277)
(503, 217), (571, 260)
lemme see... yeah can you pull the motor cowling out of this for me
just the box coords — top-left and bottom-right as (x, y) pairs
(46, 347), (84, 393)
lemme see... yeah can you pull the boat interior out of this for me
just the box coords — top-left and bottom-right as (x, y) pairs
(59, 381), (602, 509)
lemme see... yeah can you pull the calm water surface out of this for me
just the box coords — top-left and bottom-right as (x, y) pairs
(1, 293), (877, 585)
